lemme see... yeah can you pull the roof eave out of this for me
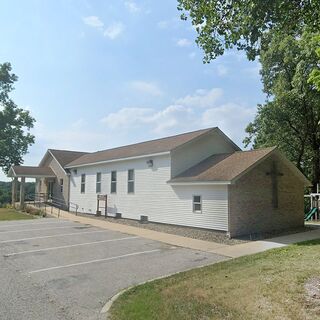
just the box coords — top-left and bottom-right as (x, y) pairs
(65, 151), (171, 169)
(167, 180), (232, 186)
(13, 174), (56, 178)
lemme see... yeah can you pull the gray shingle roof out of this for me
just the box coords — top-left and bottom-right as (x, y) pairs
(49, 149), (88, 167)
(9, 166), (55, 177)
(169, 147), (277, 183)
(66, 127), (218, 168)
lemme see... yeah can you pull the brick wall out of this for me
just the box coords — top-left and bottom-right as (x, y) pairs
(228, 154), (305, 237)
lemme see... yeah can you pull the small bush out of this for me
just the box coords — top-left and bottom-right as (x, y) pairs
(24, 205), (45, 217)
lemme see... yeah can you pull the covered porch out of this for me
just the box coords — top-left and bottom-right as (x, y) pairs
(7, 165), (56, 208)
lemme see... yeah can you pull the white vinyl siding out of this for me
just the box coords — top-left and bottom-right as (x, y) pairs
(69, 154), (229, 231)
(171, 130), (237, 177)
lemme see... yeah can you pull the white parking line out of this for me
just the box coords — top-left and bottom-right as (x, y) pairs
(5, 236), (139, 256)
(0, 220), (70, 228)
(28, 249), (162, 274)
(0, 230), (110, 243)
(0, 225), (80, 234)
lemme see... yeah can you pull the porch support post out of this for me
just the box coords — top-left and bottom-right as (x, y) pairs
(19, 177), (26, 209)
(11, 177), (18, 207)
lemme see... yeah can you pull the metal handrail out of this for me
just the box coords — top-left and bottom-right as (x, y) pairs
(48, 195), (79, 212)
(26, 193), (79, 216)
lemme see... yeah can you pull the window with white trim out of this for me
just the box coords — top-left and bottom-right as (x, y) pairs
(111, 171), (117, 193)
(193, 195), (202, 213)
(96, 172), (101, 193)
(60, 179), (63, 193)
(128, 169), (134, 193)
(81, 174), (86, 193)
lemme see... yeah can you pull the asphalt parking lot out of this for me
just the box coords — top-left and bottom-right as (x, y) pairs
(0, 218), (228, 320)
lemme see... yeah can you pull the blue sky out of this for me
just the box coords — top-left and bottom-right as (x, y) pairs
(0, 0), (264, 180)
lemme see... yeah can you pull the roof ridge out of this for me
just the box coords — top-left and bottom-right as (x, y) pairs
(49, 149), (88, 154)
(90, 127), (216, 155)
(235, 146), (277, 154)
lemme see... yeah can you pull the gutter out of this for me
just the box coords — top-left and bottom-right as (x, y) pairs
(167, 181), (232, 186)
(65, 151), (170, 169)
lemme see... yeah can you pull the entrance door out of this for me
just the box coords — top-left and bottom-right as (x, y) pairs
(47, 181), (54, 200)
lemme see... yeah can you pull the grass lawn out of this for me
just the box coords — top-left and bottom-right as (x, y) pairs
(109, 240), (320, 320)
(0, 208), (34, 221)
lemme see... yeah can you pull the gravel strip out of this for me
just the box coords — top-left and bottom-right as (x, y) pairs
(74, 212), (316, 245)
(75, 213), (245, 245)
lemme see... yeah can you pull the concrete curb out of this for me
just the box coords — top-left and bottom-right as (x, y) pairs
(100, 261), (228, 319)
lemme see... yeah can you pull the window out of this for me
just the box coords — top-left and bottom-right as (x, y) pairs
(96, 172), (101, 193)
(81, 174), (86, 193)
(111, 171), (117, 193)
(193, 195), (202, 213)
(128, 169), (134, 193)
(60, 179), (63, 193)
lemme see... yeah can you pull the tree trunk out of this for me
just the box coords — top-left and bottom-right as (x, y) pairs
(312, 142), (320, 192)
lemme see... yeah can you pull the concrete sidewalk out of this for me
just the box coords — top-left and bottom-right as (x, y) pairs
(42, 206), (229, 253)
(42, 205), (320, 258)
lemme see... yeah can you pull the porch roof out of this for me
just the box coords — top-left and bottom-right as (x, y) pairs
(8, 166), (56, 178)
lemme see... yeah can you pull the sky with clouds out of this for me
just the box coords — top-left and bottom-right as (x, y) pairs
(0, 0), (264, 181)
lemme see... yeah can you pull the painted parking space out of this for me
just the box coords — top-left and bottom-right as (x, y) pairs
(0, 218), (228, 320)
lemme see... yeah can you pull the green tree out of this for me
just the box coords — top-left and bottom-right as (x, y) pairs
(177, 0), (320, 62)
(244, 31), (320, 189)
(308, 35), (320, 91)
(0, 63), (35, 174)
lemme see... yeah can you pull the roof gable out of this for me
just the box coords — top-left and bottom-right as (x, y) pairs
(39, 149), (88, 169)
(169, 147), (310, 186)
(49, 149), (88, 167)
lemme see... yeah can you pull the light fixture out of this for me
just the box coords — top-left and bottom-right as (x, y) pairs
(146, 159), (153, 167)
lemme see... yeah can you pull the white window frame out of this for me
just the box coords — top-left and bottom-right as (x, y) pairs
(81, 174), (86, 194)
(192, 195), (202, 213)
(60, 178), (63, 193)
(127, 169), (135, 194)
(96, 172), (102, 194)
(111, 171), (117, 194)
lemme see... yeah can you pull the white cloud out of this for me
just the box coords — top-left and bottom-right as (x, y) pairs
(83, 16), (124, 40)
(175, 88), (223, 108)
(101, 107), (153, 129)
(83, 16), (104, 29)
(103, 22), (125, 39)
(100, 87), (255, 145)
(124, 1), (140, 13)
(102, 105), (193, 135)
(202, 103), (255, 143)
(176, 38), (192, 47)
(130, 81), (163, 96)
(149, 105), (194, 134)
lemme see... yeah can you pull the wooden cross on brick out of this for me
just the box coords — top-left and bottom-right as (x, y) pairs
(266, 161), (283, 209)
